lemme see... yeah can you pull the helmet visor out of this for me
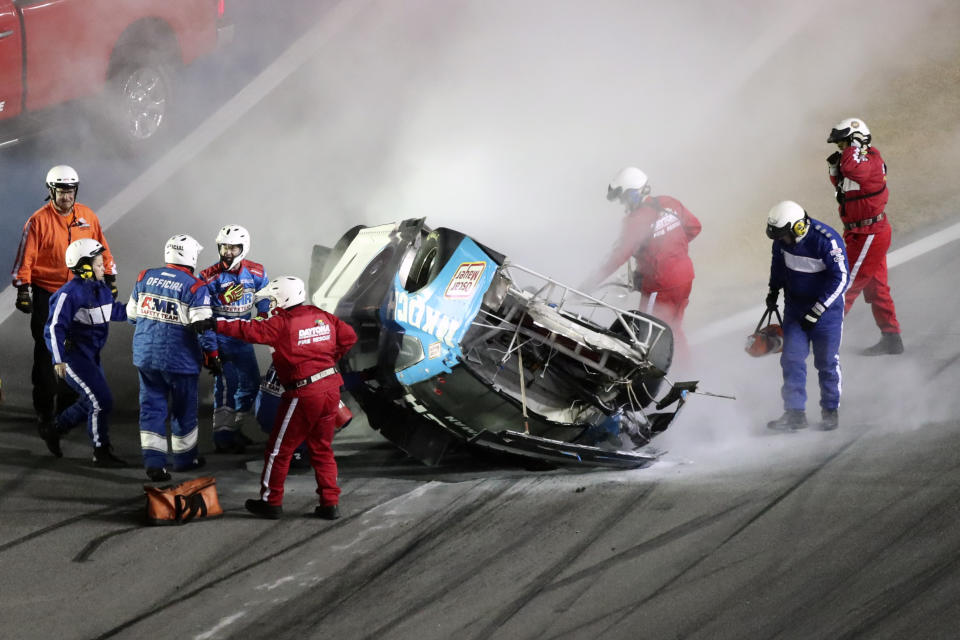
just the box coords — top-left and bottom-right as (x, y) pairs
(766, 222), (793, 242)
(606, 185), (623, 202)
(827, 127), (851, 143)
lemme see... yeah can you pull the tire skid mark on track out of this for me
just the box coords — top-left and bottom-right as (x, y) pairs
(761, 470), (960, 639)
(548, 435), (865, 640)
(534, 499), (755, 640)
(693, 454), (960, 639)
(466, 482), (661, 640)
(354, 479), (569, 640)
(253, 478), (518, 637)
(0, 495), (143, 554)
(73, 526), (142, 562)
(92, 492), (392, 640)
(0, 446), (49, 505)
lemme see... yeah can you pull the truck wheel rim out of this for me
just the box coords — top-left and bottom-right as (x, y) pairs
(120, 68), (167, 140)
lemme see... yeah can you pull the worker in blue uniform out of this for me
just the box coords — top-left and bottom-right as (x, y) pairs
(764, 200), (849, 431)
(200, 224), (271, 453)
(127, 234), (220, 481)
(43, 238), (128, 465)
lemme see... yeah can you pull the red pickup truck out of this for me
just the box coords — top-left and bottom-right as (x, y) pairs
(0, 0), (231, 149)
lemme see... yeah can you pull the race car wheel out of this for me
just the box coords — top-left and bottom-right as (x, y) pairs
(405, 229), (463, 292)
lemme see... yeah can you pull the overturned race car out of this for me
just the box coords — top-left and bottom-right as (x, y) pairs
(309, 219), (698, 469)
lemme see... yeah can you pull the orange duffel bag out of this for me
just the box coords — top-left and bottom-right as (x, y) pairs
(145, 476), (223, 525)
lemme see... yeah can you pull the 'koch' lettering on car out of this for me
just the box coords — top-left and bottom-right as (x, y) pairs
(138, 294), (187, 324)
(394, 292), (462, 347)
(444, 262), (486, 299)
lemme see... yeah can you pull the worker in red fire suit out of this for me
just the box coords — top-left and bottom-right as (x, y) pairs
(194, 276), (357, 520)
(827, 117), (903, 355)
(583, 167), (701, 362)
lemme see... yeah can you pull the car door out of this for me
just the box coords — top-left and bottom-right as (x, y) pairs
(0, 0), (23, 119)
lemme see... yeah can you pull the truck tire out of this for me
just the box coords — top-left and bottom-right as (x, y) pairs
(102, 50), (174, 150)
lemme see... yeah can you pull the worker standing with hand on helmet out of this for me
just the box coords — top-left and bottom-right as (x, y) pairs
(192, 276), (357, 520)
(764, 201), (849, 432)
(10, 165), (119, 431)
(582, 167), (701, 362)
(42, 239), (128, 465)
(200, 225), (271, 453)
(827, 118), (903, 355)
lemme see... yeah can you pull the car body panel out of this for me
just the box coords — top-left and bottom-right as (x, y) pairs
(311, 219), (696, 470)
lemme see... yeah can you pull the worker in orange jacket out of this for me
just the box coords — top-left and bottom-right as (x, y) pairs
(10, 165), (118, 427)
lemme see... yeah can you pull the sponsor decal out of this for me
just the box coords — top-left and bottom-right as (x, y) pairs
(652, 210), (681, 237)
(0, 101), (5, 112)
(830, 247), (844, 264)
(428, 341), (442, 359)
(444, 261), (486, 298)
(394, 291), (462, 347)
(297, 321), (331, 345)
(138, 295), (184, 323)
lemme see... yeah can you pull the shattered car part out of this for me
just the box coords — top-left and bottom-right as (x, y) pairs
(309, 219), (697, 469)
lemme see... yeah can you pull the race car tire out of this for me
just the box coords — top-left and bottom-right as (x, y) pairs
(405, 228), (464, 292)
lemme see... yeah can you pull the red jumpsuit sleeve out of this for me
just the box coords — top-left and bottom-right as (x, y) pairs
(216, 315), (285, 347)
(334, 317), (358, 360)
(682, 205), (702, 242)
(837, 146), (872, 183)
(586, 212), (651, 287)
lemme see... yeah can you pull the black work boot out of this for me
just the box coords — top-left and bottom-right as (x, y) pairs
(245, 499), (282, 520)
(146, 466), (172, 482)
(92, 446), (127, 468)
(862, 333), (904, 356)
(315, 504), (341, 520)
(767, 410), (808, 432)
(38, 418), (62, 458)
(174, 456), (206, 472)
(819, 409), (839, 431)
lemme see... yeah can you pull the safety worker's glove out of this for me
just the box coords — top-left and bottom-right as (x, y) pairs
(203, 351), (224, 376)
(826, 151), (841, 177)
(220, 282), (244, 304)
(799, 302), (825, 332)
(765, 288), (779, 311)
(15, 285), (32, 314)
(104, 274), (119, 300)
(190, 317), (217, 334)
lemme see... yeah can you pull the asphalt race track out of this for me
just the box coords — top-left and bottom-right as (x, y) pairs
(2, 4), (960, 640)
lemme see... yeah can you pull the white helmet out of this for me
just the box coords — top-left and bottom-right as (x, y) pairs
(164, 234), (204, 270)
(65, 238), (105, 274)
(216, 224), (250, 270)
(607, 167), (650, 203)
(46, 165), (80, 199)
(827, 117), (871, 146)
(765, 200), (809, 243)
(254, 276), (306, 311)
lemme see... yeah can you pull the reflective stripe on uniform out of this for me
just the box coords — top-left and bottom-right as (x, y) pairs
(171, 426), (198, 453)
(262, 398), (298, 501)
